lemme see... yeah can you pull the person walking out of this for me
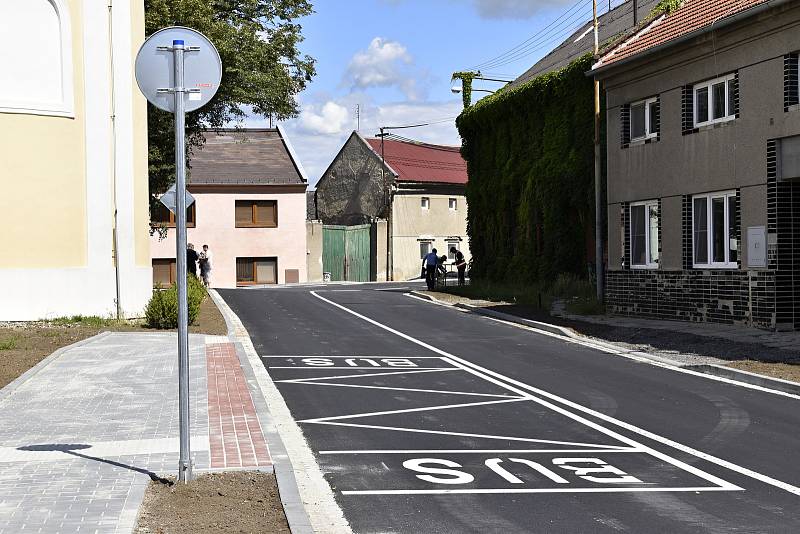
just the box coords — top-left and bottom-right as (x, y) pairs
(422, 248), (439, 291)
(198, 244), (213, 287)
(451, 247), (467, 286)
(186, 243), (199, 278)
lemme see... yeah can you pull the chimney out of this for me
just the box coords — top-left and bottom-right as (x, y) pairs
(633, 0), (639, 26)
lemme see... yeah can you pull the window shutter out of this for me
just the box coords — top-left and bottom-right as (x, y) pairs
(256, 201), (277, 227)
(653, 97), (661, 139)
(785, 53), (799, 111)
(731, 71), (740, 118)
(236, 258), (254, 282)
(152, 260), (172, 287)
(235, 201), (253, 226)
(621, 202), (630, 269)
(255, 259), (277, 284)
(682, 85), (695, 135)
(682, 195), (692, 270)
(151, 202), (171, 225)
(620, 104), (631, 148)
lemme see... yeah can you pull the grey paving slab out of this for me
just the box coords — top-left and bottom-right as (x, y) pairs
(0, 332), (210, 534)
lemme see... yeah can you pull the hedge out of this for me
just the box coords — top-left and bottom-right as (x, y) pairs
(456, 54), (600, 284)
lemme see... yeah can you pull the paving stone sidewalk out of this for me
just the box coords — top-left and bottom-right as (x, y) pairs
(0, 331), (271, 534)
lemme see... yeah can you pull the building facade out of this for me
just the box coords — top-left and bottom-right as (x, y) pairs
(150, 128), (309, 288)
(0, 0), (152, 320)
(315, 132), (471, 282)
(594, 0), (800, 330)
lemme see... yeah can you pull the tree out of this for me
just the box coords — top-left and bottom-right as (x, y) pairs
(144, 0), (316, 198)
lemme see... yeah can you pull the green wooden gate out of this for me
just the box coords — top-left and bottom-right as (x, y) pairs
(323, 224), (371, 282)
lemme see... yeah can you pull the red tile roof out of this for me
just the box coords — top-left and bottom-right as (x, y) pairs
(595, 0), (768, 69)
(365, 137), (467, 185)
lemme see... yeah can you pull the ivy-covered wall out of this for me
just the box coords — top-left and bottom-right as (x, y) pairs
(456, 54), (599, 283)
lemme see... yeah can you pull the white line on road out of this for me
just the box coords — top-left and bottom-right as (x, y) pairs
(300, 398), (527, 423)
(309, 290), (800, 495)
(341, 486), (736, 496)
(277, 369), (455, 383)
(308, 421), (628, 448)
(319, 449), (643, 455)
(267, 366), (452, 370)
(282, 381), (519, 399)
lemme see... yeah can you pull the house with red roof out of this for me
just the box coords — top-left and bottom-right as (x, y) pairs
(593, 0), (800, 330)
(314, 131), (470, 281)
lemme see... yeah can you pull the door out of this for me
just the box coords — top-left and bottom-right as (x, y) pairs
(323, 224), (371, 282)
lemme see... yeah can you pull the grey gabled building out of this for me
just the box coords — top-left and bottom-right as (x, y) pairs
(593, 0), (800, 330)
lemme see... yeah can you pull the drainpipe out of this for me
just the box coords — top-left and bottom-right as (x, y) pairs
(109, 0), (122, 319)
(633, 0), (639, 26)
(593, 0), (605, 302)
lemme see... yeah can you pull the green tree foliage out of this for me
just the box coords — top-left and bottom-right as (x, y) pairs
(456, 55), (597, 284)
(145, 275), (207, 329)
(144, 0), (316, 198)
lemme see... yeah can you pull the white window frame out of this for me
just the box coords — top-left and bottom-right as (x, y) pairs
(421, 197), (430, 210)
(449, 198), (457, 211)
(0, 0), (75, 117)
(692, 191), (738, 269)
(630, 97), (658, 141)
(419, 240), (433, 259)
(629, 200), (659, 269)
(694, 73), (736, 127)
(446, 240), (460, 260)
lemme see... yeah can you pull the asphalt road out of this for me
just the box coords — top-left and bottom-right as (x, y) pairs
(219, 284), (800, 533)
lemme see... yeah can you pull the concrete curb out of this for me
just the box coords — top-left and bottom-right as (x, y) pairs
(411, 291), (800, 397)
(209, 290), (351, 534)
(0, 330), (113, 405)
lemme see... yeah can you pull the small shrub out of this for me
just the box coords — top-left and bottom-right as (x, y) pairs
(48, 315), (126, 328)
(145, 275), (207, 329)
(566, 297), (606, 315)
(0, 337), (18, 351)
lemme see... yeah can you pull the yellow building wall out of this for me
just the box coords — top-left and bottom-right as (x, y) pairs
(131, 0), (150, 267)
(0, 0), (87, 269)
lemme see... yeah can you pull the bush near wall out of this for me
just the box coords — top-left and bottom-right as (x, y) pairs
(145, 275), (207, 329)
(456, 54), (598, 284)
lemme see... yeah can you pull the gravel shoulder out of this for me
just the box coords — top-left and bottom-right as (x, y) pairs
(134, 472), (289, 534)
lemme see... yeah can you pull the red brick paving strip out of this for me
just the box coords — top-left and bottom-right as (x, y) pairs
(206, 343), (272, 468)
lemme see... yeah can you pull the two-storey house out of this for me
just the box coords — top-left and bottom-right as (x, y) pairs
(150, 127), (309, 287)
(593, 0), (800, 330)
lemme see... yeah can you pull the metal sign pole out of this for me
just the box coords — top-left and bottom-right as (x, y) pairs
(172, 39), (192, 483)
(135, 26), (222, 485)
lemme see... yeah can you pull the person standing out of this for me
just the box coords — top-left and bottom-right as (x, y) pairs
(186, 243), (199, 278)
(451, 247), (467, 286)
(422, 248), (439, 291)
(198, 244), (213, 287)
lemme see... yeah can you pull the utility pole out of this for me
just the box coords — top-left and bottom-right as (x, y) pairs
(593, 0), (604, 302)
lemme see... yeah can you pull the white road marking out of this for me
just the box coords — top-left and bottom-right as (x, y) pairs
(282, 381), (519, 399)
(310, 290), (800, 494)
(341, 486), (736, 496)
(263, 356), (446, 359)
(268, 366), (451, 370)
(375, 287), (410, 291)
(310, 421), (629, 448)
(319, 449), (643, 455)
(300, 398), (528, 423)
(277, 369), (455, 383)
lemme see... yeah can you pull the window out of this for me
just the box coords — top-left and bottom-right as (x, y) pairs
(151, 203), (196, 227)
(152, 259), (176, 287)
(694, 74), (736, 127)
(630, 97), (658, 141)
(236, 257), (277, 285)
(421, 197), (430, 210)
(785, 53), (799, 111)
(447, 241), (460, 260)
(630, 201), (659, 268)
(692, 192), (737, 268)
(0, 0), (74, 116)
(419, 241), (432, 259)
(449, 198), (458, 211)
(235, 200), (277, 228)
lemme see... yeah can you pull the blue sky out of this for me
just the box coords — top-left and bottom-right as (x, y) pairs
(248, 0), (620, 185)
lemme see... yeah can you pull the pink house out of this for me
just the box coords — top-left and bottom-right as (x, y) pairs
(150, 127), (308, 288)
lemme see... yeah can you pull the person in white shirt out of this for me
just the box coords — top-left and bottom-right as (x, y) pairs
(198, 244), (213, 287)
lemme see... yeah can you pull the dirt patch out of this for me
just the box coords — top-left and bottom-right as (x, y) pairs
(189, 295), (228, 336)
(725, 360), (800, 383)
(134, 472), (289, 534)
(0, 294), (228, 390)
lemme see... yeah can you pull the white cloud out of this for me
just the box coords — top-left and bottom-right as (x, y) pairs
(344, 37), (426, 100)
(297, 101), (350, 135)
